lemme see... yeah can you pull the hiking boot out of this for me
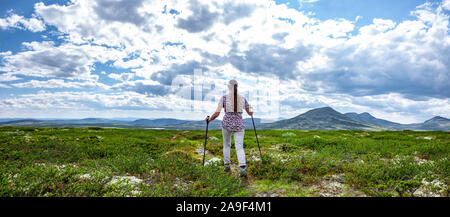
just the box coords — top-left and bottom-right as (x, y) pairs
(239, 166), (247, 178)
(224, 164), (231, 173)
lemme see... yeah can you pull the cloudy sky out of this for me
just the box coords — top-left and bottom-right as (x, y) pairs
(0, 0), (449, 123)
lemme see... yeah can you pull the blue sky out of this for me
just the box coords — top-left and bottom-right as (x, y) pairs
(281, 0), (430, 23)
(0, 0), (449, 123)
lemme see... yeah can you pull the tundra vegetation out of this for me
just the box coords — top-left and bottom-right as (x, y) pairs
(0, 126), (448, 197)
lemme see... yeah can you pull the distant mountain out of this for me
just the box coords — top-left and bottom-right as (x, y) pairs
(164, 119), (220, 130)
(0, 118), (131, 128)
(262, 107), (380, 130)
(131, 118), (188, 126)
(424, 116), (450, 124)
(78, 118), (119, 123)
(0, 119), (43, 125)
(343, 113), (450, 131)
(62, 118), (127, 124)
(245, 118), (261, 126)
(344, 112), (403, 129)
(0, 110), (448, 131)
(414, 116), (450, 131)
(30, 118), (128, 125)
(163, 118), (262, 130)
(0, 118), (23, 123)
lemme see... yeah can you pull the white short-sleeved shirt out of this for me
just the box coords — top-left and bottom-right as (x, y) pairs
(215, 94), (248, 113)
(216, 94), (250, 132)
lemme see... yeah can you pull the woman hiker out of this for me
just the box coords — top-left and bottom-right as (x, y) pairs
(205, 80), (253, 177)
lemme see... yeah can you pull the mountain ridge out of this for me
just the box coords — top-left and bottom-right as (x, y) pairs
(261, 107), (380, 130)
(0, 107), (448, 131)
(344, 112), (403, 129)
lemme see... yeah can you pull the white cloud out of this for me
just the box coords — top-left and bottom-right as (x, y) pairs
(110, 79), (168, 96)
(11, 79), (109, 89)
(0, 41), (125, 80)
(0, 13), (46, 32)
(0, 83), (11, 88)
(0, 0), (448, 121)
(299, 0), (319, 4)
(298, 0), (319, 9)
(302, 3), (450, 99)
(444, 0), (450, 10)
(0, 90), (170, 110)
(0, 72), (21, 82)
(108, 73), (135, 81)
(34, 0), (167, 50)
(358, 18), (396, 35)
(313, 18), (355, 38)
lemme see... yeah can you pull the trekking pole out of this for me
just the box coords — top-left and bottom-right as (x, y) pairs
(251, 115), (263, 162)
(202, 116), (210, 166)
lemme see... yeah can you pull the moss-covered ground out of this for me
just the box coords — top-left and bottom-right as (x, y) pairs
(1, 127), (448, 197)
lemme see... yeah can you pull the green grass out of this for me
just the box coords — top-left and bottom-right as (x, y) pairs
(0, 127), (448, 197)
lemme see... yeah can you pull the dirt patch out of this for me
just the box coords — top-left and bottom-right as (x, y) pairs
(318, 174), (366, 197)
(195, 144), (213, 160)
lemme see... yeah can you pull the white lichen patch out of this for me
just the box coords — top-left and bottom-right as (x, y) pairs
(313, 135), (321, 139)
(390, 155), (410, 166)
(5, 173), (17, 182)
(55, 165), (67, 170)
(107, 175), (143, 187)
(145, 158), (155, 165)
(330, 174), (346, 183)
(266, 152), (291, 163)
(318, 174), (346, 197)
(35, 163), (77, 170)
(204, 157), (221, 166)
(414, 178), (446, 197)
(23, 135), (33, 142)
(77, 171), (110, 181)
(102, 175), (147, 197)
(4, 131), (25, 136)
(416, 136), (436, 140)
(209, 136), (219, 141)
(35, 162), (47, 167)
(356, 132), (370, 137)
(319, 180), (345, 197)
(251, 155), (261, 162)
(390, 154), (435, 166)
(173, 177), (193, 190)
(318, 174), (366, 197)
(129, 190), (142, 196)
(79, 174), (92, 179)
(413, 156), (433, 165)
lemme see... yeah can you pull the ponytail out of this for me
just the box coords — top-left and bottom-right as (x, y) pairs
(234, 84), (237, 113)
